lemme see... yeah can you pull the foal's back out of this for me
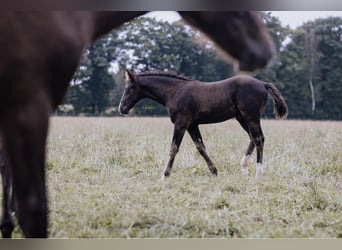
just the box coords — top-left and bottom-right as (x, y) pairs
(172, 75), (268, 124)
(181, 75), (267, 97)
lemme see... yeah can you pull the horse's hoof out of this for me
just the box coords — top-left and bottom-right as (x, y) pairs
(0, 222), (14, 238)
(255, 163), (263, 178)
(159, 173), (169, 181)
(241, 167), (249, 175)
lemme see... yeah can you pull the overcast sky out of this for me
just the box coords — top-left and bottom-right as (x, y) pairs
(145, 11), (342, 28)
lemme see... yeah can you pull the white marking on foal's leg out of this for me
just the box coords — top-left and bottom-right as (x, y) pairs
(159, 175), (165, 181)
(240, 155), (250, 175)
(255, 162), (263, 177)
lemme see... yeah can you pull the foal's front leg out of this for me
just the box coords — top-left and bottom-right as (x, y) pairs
(187, 125), (218, 176)
(162, 123), (187, 179)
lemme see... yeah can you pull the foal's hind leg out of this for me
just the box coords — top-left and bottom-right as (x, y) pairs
(0, 151), (14, 238)
(240, 142), (255, 174)
(162, 122), (187, 179)
(187, 124), (217, 176)
(247, 120), (265, 177)
(236, 116), (255, 174)
(1, 92), (50, 237)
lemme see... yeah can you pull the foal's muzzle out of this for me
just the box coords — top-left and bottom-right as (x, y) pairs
(118, 102), (129, 115)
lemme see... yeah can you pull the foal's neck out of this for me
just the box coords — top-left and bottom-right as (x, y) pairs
(140, 76), (185, 106)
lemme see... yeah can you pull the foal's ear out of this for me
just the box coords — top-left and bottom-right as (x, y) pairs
(125, 69), (137, 82)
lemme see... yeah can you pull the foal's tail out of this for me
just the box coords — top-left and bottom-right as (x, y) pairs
(264, 83), (288, 119)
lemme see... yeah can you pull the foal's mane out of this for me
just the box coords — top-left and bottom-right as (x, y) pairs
(136, 70), (193, 81)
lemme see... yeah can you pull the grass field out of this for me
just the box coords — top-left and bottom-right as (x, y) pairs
(6, 117), (342, 238)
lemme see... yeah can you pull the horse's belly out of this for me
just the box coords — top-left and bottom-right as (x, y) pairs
(196, 108), (235, 124)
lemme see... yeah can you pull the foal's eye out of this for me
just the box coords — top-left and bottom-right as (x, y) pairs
(126, 86), (136, 93)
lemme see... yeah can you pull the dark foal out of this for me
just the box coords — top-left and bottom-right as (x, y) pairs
(119, 70), (288, 178)
(0, 11), (273, 238)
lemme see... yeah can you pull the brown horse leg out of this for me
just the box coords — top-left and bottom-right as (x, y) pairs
(2, 92), (50, 237)
(236, 116), (255, 174)
(0, 152), (14, 238)
(247, 120), (264, 177)
(187, 125), (218, 176)
(240, 142), (255, 174)
(162, 122), (187, 179)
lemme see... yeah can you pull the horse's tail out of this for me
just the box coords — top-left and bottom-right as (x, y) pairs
(264, 83), (288, 119)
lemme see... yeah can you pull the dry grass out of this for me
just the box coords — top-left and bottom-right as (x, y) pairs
(5, 117), (342, 238)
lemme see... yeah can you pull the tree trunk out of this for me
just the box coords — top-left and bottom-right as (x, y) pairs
(309, 79), (315, 113)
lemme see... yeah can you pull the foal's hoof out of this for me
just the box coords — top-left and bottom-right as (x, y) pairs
(211, 168), (218, 176)
(255, 163), (263, 178)
(241, 167), (249, 175)
(159, 173), (170, 181)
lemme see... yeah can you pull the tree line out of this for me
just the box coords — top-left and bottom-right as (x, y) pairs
(58, 13), (342, 120)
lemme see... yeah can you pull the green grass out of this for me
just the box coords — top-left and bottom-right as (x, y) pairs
(6, 117), (342, 238)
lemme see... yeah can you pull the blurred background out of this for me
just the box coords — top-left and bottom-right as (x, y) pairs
(57, 11), (342, 120)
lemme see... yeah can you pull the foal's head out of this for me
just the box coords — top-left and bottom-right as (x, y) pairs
(119, 70), (143, 115)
